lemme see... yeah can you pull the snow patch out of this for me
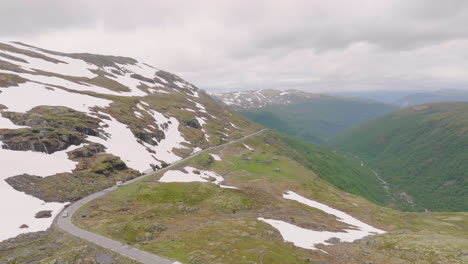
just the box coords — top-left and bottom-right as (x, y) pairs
(258, 191), (385, 251)
(195, 117), (206, 126)
(0, 81), (111, 113)
(159, 166), (236, 189)
(210, 154), (221, 161)
(0, 144), (82, 242)
(243, 144), (254, 151)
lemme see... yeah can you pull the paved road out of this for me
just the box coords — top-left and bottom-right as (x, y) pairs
(56, 129), (267, 264)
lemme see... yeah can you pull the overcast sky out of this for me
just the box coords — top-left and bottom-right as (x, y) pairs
(1, 0), (467, 93)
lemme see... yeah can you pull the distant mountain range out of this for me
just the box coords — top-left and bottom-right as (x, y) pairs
(213, 89), (397, 143)
(334, 89), (468, 107)
(396, 89), (468, 107)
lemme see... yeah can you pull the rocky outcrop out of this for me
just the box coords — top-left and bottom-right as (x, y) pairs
(5, 153), (140, 203)
(0, 106), (103, 153)
(35, 210), (52, 219)
(0, 128), (82, 153)
(68, 143), (106, 159)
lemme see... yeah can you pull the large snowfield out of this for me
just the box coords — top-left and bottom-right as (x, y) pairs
(0, 41), (200, 241)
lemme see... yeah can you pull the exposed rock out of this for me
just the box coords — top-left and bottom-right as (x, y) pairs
(19, 224), (29, 229)
(0, 128), (82, 153)
(183, 118), (201, 129)
(130, 73), (155, 84)
(35, 210), (52, 218)
(0, 72), (26, 87)
(68, 143), (106, 159)
(325, 237), (341, 244)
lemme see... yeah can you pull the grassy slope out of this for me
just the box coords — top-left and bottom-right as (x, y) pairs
(239, 98), (396, 144)
(334, 102), (468, 212)
(74, 131), (467, 264)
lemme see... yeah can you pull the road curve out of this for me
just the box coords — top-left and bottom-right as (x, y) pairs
(56, 129), (267, 264)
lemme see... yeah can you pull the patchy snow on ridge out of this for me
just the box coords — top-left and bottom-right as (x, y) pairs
(0, 144), (82, 242)
(159, 166), (237, 189)
(187, 98), (207, 113)
(1, 45), (98, 78)
(258, 191), (385, 252)
(88, 113), (189, 171)
(0, 69), (143, 97)
(0, 81), (111, 113)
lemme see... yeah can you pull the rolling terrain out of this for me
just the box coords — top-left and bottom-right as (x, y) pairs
(0, 42), (466, 264)
(334, 102), (468, 212)
(213, 89), (397, 143)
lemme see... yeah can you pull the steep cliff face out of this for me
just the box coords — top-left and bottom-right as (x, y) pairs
(0, 41), (259, 241)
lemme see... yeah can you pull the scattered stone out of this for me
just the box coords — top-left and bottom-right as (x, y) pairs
(35, 210), (52, 218)
(273, 157), (278, 160)
(193, 170), (201, 175)
(274, 168), (280, 172)
(19, 224), (29, 229)
(178, 202), (199, 214)
(145, 223), (168, 233)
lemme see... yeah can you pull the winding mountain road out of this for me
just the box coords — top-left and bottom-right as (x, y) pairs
(56, 129), (267, 264)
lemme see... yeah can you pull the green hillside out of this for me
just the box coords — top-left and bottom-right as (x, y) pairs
(271, 132), (392, 206)
(239, 99), (396, 144)
(334, 102), (468, 212)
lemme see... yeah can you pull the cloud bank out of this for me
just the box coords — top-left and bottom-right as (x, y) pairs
(1, 0), (467, 92)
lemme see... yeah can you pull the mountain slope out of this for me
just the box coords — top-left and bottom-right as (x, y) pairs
(213, 89), (397, 143)
(334, 102), (468, 212)
(0, 41), (259, 241)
